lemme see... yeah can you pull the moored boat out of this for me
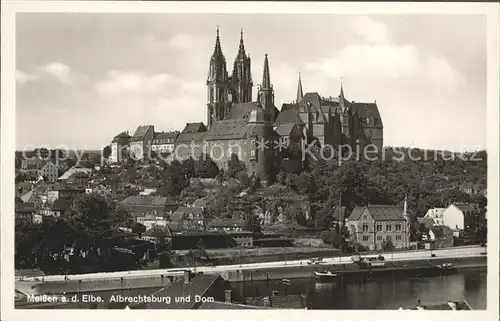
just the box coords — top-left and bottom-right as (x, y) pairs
(313, 270), (339, 283)
(437, 263), (457, 274)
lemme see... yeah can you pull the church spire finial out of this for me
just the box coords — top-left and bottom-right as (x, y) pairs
(212, 26), (223, 57)
(236, 28), (247, 59)
(339, 77), (346, 108)
(297, 70), (304, 104)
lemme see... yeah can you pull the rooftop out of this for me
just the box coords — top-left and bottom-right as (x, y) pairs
(348, 205), (406, 222)
(120, 195), (173, 207)
(170, 206), (205, 220)
(182, 122), (206, 134)
(112, 131), (131, 143)
(58, 167), (93, 180)
(204, 119), (248, 141)
(131, 125), (154, 141)
(144, 273), (222, 309)
(15, 202), (37, 213)
(154, 131), (180, 140)
(51, 199), (73, 212)
(175, 132), (207, 144)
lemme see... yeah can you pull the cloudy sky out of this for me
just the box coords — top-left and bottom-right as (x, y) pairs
(16, 13), (486, 151)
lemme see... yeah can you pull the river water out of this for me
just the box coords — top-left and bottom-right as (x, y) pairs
(234, 267), (487, 310)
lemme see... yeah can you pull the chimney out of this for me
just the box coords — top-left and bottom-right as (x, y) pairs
(183, 270), (191, 284)
(224, 289), (232, 303)
(448, 301), (458, 310)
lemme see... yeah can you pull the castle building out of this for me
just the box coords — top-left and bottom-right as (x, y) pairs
(110, 27), (384, 181)
(151, 131), (180, 156)
(129, 125), (155, 160)
(280, 75), (384, 153)
(176, 50), (279, 183)
(110, 131), (131, 163)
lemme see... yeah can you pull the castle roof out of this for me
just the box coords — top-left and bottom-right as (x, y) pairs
(112, 131), (131, 143)
(274, 109), (304, 126)
(227, 102), (261, 120)
(153, 131), (179, 140)
(182, 122), (206, 134)
(281, 103), (298, 111)
(204, 119), (248, 141)
(274, 123), (298, 137)
(175, 132), (207, 144)
(131, 125), (154, 142)
(350, 102), (382, 126)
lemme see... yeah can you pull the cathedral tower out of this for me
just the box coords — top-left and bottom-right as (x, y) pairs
(230, 29), (253, 103)
(207, 27), (230, 128)
(258, 54), (274, 115)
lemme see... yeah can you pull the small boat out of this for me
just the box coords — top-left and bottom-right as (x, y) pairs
(313, 270), (339, 283)
(437, 263), (457, 274)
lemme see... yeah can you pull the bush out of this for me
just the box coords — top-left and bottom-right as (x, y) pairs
(381, 239), (395, 252)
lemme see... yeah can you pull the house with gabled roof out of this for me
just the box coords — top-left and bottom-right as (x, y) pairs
(38, 161), (59, 183)
(442, 203), (479, 234)
(119, 195), (178, 219)
(15, 202), (37, 224)
(423, 208), (446, 226)
(169, 206), (206, 232)
(347, 203), (411, 250)
(141, 224), (173, 243)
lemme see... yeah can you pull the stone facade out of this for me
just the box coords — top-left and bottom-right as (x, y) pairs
(347, 204), (410, 250)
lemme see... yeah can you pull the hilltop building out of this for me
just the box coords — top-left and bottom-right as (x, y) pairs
(110, 131), (131, 163)
(151, 131), (180, 156)
(108, 27), (384, 182)
(129, 125), (154, 160)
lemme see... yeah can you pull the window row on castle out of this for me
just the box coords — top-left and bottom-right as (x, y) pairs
(153, 139), (175, 144)
(340, 116), (381, 126)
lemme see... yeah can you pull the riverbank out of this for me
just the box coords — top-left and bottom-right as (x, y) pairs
(16, 252), (486, 296)
(218, 255), (487, 282)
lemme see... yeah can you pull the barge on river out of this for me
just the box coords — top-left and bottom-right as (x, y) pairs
(312, 255), (457, 281)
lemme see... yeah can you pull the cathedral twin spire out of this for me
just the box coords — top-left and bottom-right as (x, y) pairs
(207, 27), (274, 106)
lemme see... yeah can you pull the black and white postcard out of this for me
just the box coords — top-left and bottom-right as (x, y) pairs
(1, 1), (499, 319)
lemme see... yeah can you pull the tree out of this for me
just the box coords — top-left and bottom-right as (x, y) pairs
(195, 239), (209, 259)
(160, 160), (188, 197)
(102, 146), (112, 160)
(194, 155), (219, 178)
(381, 239), (395, 252)
(244, 214), (262, 237)
(92, 154), (102, 166)
(227, 154), (246, 178)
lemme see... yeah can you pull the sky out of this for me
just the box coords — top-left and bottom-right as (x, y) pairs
(16, 13), (487, 152)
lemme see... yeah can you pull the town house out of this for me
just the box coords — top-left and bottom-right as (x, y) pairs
(347, 204), (410, 250)
(169, 206), (206, 232)
(39, 161), (59, 183)
(442, 203), (475, 231)
(423, 208), (446, 226)
(15, 202), (37, 224)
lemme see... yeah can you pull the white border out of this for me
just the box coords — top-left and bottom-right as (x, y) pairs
(1, 2), (499, 321)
